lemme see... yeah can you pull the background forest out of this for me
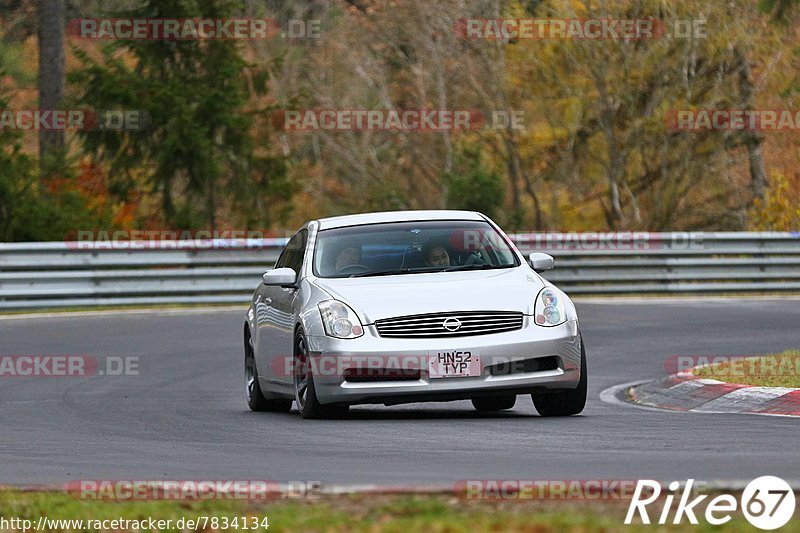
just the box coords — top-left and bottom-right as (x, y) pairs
(1, 0), (800, 240)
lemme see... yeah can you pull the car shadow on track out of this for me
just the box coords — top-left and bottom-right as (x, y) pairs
(243, 408), (590, 421)
(346, 409), (537, 420)
(266, 406), (543, 420)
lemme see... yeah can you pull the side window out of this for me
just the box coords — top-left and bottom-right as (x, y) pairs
(274, 246), (288, 269)
(275, 230), (308, 273)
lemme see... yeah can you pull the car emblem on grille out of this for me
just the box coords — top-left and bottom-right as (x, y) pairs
(442, 317), (462, 331)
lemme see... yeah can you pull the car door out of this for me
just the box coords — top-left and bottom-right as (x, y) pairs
(255, 229), (307, 387)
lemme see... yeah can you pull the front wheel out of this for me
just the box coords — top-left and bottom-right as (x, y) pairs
(294, 329), (349, 419)
(531, 336), (587, 417)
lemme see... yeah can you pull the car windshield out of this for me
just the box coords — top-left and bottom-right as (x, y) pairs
(313, 220), (519, 278)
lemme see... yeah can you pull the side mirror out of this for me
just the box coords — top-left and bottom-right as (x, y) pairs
(528, 252), (555, 272)
(262, 267), (297, 286)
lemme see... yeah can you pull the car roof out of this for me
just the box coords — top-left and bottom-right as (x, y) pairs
(316, 210), (486, 230)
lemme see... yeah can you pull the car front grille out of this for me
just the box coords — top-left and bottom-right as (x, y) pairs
(375, 311), (524, 338)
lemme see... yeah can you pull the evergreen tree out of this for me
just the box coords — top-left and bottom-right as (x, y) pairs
(70, 0), (289, 229)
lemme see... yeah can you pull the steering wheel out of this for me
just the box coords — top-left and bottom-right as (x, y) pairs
(335, 264), (372, 275)
(463, 253), (486, 266)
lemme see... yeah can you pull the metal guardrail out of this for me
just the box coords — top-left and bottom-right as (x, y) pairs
(1, 232), (799, 309)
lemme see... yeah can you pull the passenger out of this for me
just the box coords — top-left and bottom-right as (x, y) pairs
(423, 240), (451, 267)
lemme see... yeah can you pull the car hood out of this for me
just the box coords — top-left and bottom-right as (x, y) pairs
(311, 267), (545, 324)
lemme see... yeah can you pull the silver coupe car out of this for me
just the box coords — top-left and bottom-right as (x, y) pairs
(244, 210), (586, 418)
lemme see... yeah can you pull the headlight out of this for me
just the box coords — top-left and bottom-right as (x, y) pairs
(534, 287), (567, 327)
(318, 300), (364, 339)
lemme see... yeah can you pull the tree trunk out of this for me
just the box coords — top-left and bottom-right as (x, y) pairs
(38, 0), (66, 170)
(734, 47), (767, 202)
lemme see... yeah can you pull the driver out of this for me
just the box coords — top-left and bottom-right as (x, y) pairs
(332, 238), (362, 271)
(423, 239), (451, 267)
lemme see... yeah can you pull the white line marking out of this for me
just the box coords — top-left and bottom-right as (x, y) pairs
(692, 387), (797, 413)
(0, 306), (245, 321)
(4, 479), (800, 493)
(694, 378), (728, 385)
(664, 380), (707, 394)
(601, 380), (800, 418)
(575, 296), (800, 304)
(2, 296), (797, 318)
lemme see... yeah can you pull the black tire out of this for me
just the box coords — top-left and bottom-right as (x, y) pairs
(245, 329), (292, 412)
(471, 395), (517, 411)
(294, 329), (349, 420)
(532, 335), (587, 417)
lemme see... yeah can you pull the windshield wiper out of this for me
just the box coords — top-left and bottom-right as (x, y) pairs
(443, 263), (508, 272)
(349, 268), (414, 278)
(349, 264), (512, 277)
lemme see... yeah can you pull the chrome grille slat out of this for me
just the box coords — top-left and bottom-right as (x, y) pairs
(377, 313), (519, 325)
(378, 320), (521, 331)
(377, 317), (522, 327)
(453, 321), (522, 329)
(375, 311), (524, 338)
(379, 328), (520, 338)
(378, 316), (521, 325)
(378, 317), (518, 325)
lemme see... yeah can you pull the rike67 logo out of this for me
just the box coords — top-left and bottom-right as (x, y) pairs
(626, 477), (795, 530)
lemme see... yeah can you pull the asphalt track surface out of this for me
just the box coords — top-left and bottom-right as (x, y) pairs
(1, 299), (799, 486)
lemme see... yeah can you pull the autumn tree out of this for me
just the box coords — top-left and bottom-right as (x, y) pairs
(70, 0), (290, 230)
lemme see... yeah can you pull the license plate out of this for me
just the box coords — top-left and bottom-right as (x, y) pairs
(428, 351), (481, 379)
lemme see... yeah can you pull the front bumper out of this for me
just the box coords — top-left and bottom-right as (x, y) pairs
(306, 317), (582, 405)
